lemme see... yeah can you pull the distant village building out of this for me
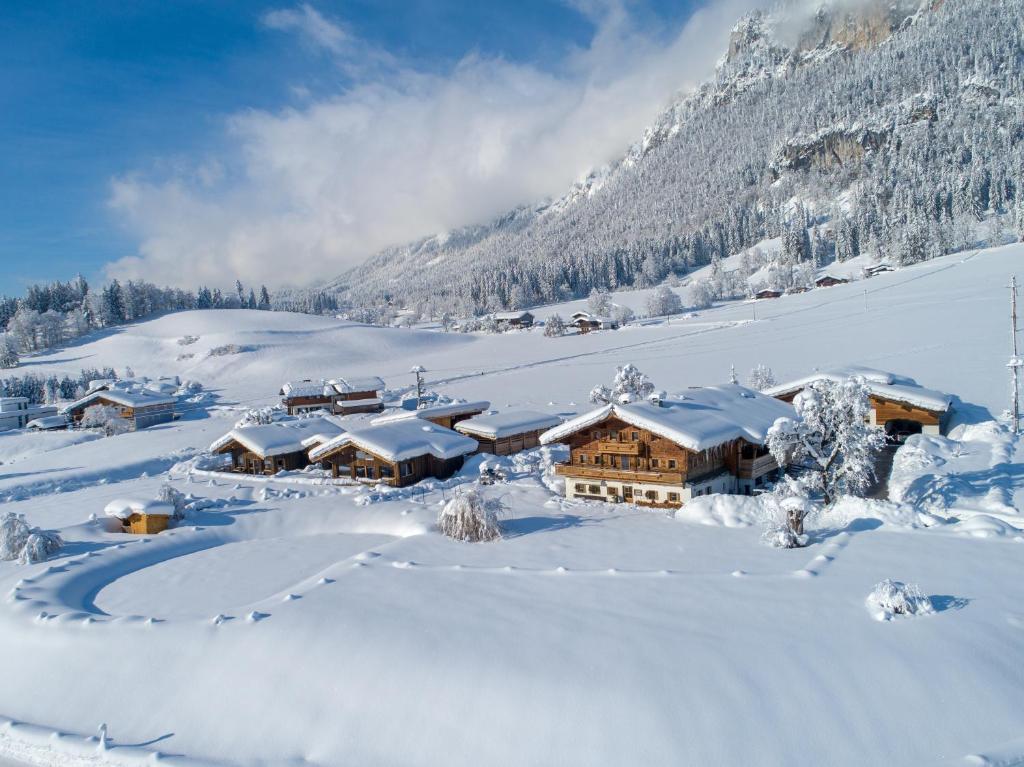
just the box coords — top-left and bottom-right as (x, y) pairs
(815, 274), (850, 288)
(280, 376), (385, 416)
(210, 417), (345, 475)
(492, 311), (535, 330)
(540, 385), (793, 508)
(63, 386), (175, 430)
(0, 397), (58, 431)
(864, 263), (894, 278)
(104, 498), (175, 535)
(570, 311), (618, 333)
(754, 289), (783, 300)
(455, 410), (562, 455)
(26, 415), (69, 431)
(371, 400), (490, 431)
(784, 286), (810, 295)
(308, 420), (478, 486)
(766, 367), (952, 440)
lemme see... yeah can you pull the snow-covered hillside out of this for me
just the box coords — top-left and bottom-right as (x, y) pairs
(0, 242), (1022, 766)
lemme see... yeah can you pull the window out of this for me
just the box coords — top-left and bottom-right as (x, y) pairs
(264, 457), (273, 469)
(276, 459), (286, 470)
(401, 462), (413, 477)
(667, 459), (677, 469)
(608, 430), (619, 441)
(650, 458), (659, 468)
(622, 486), (633, 498)
(588, 485), (600, 494)
(645, 490), (658, 501)
(668, 492), (680, 503)
(575, 483), (586, 492)
(620, 456), (630, 470)
(606, 485), (617, 495)
(579, 453), (588, 464)
(594, 455), (603, 465)
(694, 489), (702, 497)
(379, 465), (394, 479)
(631, 431), (639, 441)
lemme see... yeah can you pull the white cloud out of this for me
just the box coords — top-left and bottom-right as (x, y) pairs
(106, 0), (762, 290)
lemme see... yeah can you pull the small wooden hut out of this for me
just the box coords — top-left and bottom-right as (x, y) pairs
(455, 410), (562, 455)
(104, 499), (175, 535)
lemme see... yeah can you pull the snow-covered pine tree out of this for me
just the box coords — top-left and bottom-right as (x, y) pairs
(590, 364), (656, 404)
(748, 364), (776, 391)
(0, 334), (18, 369)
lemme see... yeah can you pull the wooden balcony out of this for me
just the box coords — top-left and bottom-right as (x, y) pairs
(597, 441), (641, 455)
(555, 463), (683, 485)
(737, 453), (778, 479)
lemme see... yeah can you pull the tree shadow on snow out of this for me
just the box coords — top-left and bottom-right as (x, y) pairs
(501, 514), (595, 538)
(930, 595), (971, 613)
(808, 517), (883, 544)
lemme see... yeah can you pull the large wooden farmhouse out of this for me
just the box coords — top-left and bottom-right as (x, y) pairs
(63, 386), (176, 430)
(455, 410), (562, 455)
(766, 367), (952, 440)
(541, 385), (793, 508)
(371, 400), (490, 431)
(210, 417), (345, 475)
(280, 376), (385, 416)
(308, 420), (478, 487)
(492, 311), (534, 330)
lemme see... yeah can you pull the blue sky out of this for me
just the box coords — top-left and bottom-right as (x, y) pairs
(0, 0), (727, 296)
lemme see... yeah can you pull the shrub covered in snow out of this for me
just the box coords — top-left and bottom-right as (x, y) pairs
(866, 579), (934, 621)
(158, 484), (188, 519)
(0, 512), (63, 564)
(438, 488), (503, 542)
(80, 404), (132, 436)
(759, 478), (816, 547)
(544, 314), (566, 337)
(209, 343), (248, 357)
(590, 363), (655, 404)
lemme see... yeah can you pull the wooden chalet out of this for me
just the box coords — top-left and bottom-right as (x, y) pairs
(815, 274), (850, 288)
(754, 289), (783, 300)
(210, 417), (345, 475)
(371, 400), (490, 431)
(455, 410), (562, 455)
(540, 385), (793, 508)
(570, 311), (618, 333)
(280, 376), (385, 416)
(308, 420), (478, 487)
(492, 311), (535, 330)
(63, 386), (175, 430)
(105, 499), (175, 535)
(864, 263), (894, 278)
(766, 366), (952, 440)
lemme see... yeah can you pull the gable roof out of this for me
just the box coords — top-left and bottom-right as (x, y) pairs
(210, 417), (346, 458)
(371, 400), (490, 426)
(455, 410), (562, 439)
(764, 367), (952, 413)
(309, 420), (478, 463)
(540, 384), (794, 452)
(63, 388), (176, 413)
(329, 375), (386, 394)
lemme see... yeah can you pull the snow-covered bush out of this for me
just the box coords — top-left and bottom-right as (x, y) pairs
(590, 363), (655, 404)
(866, 579), (934, 621)
(645, 285), (683, 317)
(19, 530), (64, 564)
(177, 335), (199, 346)
(768, 377), (885, 505)
(689, 279), (716, 310)
(158, 484), (188, 519)
(544, 314), (566, 337)
(80, 404), (132, 436)
(0, 512), (63, 564)
(438, 489), (503, 542)
(209, 343), (247, 356)
(235, 406), (281, 428)
(748, 364), (777, 391)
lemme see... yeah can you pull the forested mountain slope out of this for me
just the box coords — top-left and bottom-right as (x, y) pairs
(324, 0), (1023, 316)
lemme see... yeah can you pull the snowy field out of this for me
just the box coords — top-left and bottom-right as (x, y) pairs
(0, 243), (1023, 766)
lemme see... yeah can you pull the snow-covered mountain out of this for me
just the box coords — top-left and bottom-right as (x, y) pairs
(319, 0), (1023, 316)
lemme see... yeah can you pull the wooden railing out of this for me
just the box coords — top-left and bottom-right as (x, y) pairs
(737, 454), (778, 478)
(596, 441), (642, 455)
(554, 464), (683, 484)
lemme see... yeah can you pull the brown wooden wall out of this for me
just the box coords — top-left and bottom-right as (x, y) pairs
(870, 396), (941, 426)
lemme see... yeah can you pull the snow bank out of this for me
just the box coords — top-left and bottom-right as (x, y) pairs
(673, 494), (761, 527)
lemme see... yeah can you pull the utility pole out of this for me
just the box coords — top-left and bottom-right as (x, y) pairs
(411, 365), (426, 409)
(1009, 276), (1021, 434)
(752, 300), (757, 322)
(863, 289), (868, 313)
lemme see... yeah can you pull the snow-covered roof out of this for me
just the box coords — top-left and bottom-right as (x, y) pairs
(371, 400), (490, 425)
(492, 311), (533, 321)
(280, 380), (335, 399)
(63, 388), (176, 413)
(309, 420), (478, 463)
(335, 397), (383, 408)
(0, 397), (28, 405)
(765, 367), (952, 413)
(104, 498), (175, 519)
(329, 375), (385, 394)
(455, 410), (562, 439)
(210, 417), (346, 458)
(26, 415), (68, 430)
(540, 384), (794, 452)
